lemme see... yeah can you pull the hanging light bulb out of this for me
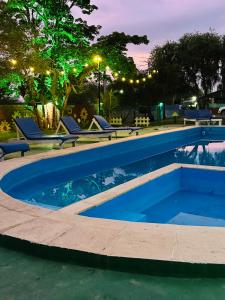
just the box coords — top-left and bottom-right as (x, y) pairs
(10, 59), (17, 66)
(122, 77), (126, 82)
(129, 79), (134, 84)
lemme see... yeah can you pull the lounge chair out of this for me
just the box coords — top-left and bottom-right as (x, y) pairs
(14, 117), (78, 148)
(89, 115), (143, 136)
(0, 141), (29, 161)
(184, 110), (222, 126)
(56, 116), (114, 140)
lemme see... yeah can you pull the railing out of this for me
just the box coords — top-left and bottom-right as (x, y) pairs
(135, 117), (150, 127)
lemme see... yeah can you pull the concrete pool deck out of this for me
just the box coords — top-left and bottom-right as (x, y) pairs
(1, 125), (225, 275)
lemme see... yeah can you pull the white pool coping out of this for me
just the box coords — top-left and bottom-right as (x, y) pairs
(1, 126), (225, 266)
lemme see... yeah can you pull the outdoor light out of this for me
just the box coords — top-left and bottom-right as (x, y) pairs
(29, 67), (34, 72)
(119, 89), (124, 94)
(114, 72), (119, 77)
(93, 55), (103, 115)
(122, 77), (126, 82)
(73, 68), (77, 72)
(148, 74), (152, 79)
(129, 79), (134, 84)
(60, 71), (65, 75)
(136, 79), (140, 84)
(93, 55), (102, 64)
(84, 63), (89, 68)
(142, 78), (146, 82)
(153, 69), (157, 74)
(10, 59), (17, 65)
(46, 70), (51, 75)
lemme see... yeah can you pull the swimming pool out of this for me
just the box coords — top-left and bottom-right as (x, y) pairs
(81, 166), (225, 227)
(1, 126), (225, 210)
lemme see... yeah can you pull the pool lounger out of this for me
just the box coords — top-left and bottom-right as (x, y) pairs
(56, 116), (115, 140)
(0, 141), (29, 161)
(14, 117), (78, 148)
(89, 115), (143, 136)
(183, 109), (222, 126)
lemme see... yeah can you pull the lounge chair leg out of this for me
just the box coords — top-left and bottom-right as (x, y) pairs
(72, 141), (76, 147)
(108, 135), (112, 141)
(21, 151), (25, 157)
(136, 131), (139, 136)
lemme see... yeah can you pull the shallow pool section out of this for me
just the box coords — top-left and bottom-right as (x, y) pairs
(81, 167), (225, 227)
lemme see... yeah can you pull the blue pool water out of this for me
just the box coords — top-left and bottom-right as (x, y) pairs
(4, 139), (225, 210)
(1, 127), (225, 211)
(29, 140), (225, 209)
(82, 167), (225, 227)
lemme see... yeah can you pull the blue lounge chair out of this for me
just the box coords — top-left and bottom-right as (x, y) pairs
(57, 116), (115, 140)
(14, 117), (78, 148)
(184, 109), (222, 126)
(0, 141), (29, 161)
(89, 115), (142, 136)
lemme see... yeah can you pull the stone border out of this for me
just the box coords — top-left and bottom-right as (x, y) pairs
(1, 126), (225, 273)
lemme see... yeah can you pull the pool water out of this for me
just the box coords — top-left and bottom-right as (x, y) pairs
(28, 140), (225, 209)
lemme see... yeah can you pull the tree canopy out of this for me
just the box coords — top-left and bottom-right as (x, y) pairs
(148, 31), (224, 104)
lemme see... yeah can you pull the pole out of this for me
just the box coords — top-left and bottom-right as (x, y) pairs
(98, 62), (101, 115)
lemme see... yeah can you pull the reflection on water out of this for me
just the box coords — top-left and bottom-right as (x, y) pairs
(30, 140), (225, 209)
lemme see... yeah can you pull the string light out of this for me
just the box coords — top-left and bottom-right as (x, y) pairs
(93, 55), (102, 64)
(148, 74), (152, 79)
(60, 71), (65, 75)
(73, 68), (77, 72)
(129, 79), (134, 84)
(84, 63), (89, 68)
(136, 79), (140, 84)
(122, 77), (126, 82)
(46, 70), (51, 75)
(29, 67), (34, 72)
(142, 78), (146, 82)
(10, 59), (17, 66)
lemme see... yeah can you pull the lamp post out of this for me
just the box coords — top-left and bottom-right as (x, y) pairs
(93, 55), (102, 114)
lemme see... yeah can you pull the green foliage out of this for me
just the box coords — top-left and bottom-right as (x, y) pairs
(149, 31), (223, 103)
(93, 32), (149, 76)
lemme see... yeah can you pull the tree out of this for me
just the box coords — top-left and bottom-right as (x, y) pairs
(179, 32), (221, 96)
(147, 31), (222, 105)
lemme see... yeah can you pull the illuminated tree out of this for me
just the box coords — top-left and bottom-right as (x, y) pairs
(1, 0), (150, 124)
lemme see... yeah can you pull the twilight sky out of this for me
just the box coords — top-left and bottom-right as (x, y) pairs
(73, 0), (225, 69)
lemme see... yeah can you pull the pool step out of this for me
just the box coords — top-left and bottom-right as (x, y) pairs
(169, 212), (225, 227)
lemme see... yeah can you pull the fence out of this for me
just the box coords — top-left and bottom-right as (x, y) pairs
(110, 117), (123, 125)
(135, 117), (150, 127)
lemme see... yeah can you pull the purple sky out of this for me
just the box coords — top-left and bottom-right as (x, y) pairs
(72, 0), (225, 69)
